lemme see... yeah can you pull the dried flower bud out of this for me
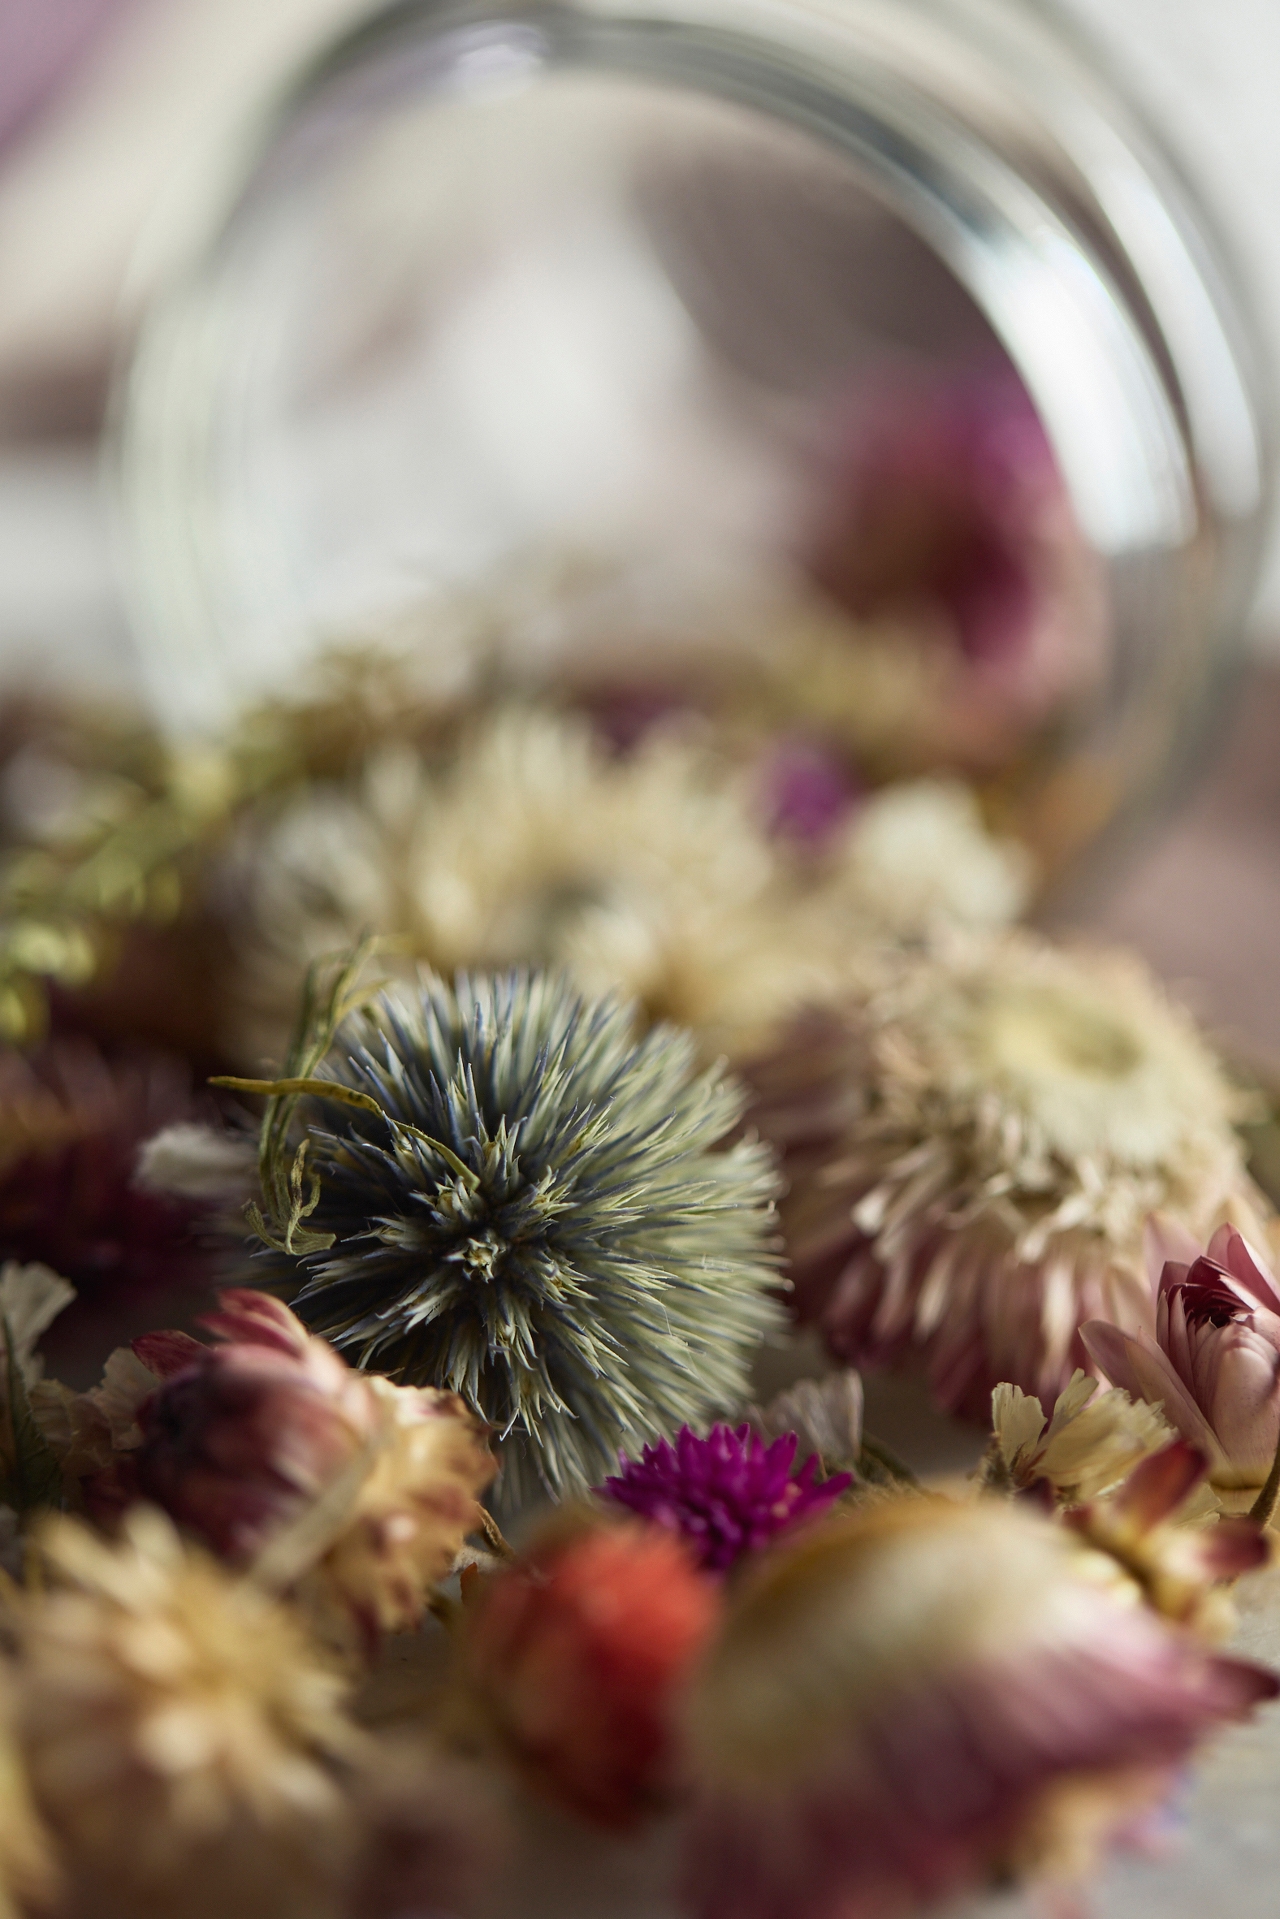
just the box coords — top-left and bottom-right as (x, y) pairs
(132, 1291), (495, 1652)
(463, 1515), (722, 1829)
(1084, 1220), (1280, 1490)
(13, 1509), (359, 1919)
(683, 1497), (1277, 1919)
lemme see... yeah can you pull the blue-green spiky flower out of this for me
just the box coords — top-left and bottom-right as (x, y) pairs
(236, 969), (784, 1497)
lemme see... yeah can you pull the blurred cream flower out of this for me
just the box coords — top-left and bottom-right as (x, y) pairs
(827, 778), (1033, 940)
(236, 707), (832, 1062)
(14, 1509), (358, 1919)
(988, 1369), (1172, 1505)
(758, 933), (1266, 1419)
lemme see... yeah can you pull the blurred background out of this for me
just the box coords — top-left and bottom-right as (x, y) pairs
(0, 0), (1277, 1062)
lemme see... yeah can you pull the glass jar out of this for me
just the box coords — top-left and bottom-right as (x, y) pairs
(113, 0), (1272, 879)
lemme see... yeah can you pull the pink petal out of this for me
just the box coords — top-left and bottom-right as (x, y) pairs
(1144, 1215), (1202, 1289)
(1111, 1441), (1208, 1529)
(131, 1330), (207, 1379)
(1081, 1322), (1223, 1466)
(1218, 1228), (1280, 1315)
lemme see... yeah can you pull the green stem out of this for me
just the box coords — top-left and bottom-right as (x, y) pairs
(1248, 1429), (1280, 1527)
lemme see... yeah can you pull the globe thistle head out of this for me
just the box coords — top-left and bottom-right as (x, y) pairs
(243, 969), (784, 1498)
(600, 1424), (852, 1573)
(751, 932), (1266, 1420)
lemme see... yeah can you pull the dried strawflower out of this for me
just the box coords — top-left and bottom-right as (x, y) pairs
(0, 1037), (219, 1360)
(13, 1508), (359, 1919)
(236, 706), (832, 1062)
(241, 969), (783, 1498)
(827, 778), (1033, 940)
(463, 1514), (721, 1829)
(1083, 1221), (1280, 1492)
(806, 369), (1103, 722)
(986, 1368), (1172, 1505)
(755, 934), (1263, 1418)
(601, 1424), (851, 1573)
(0, 1668), (58, 1919)
(682, 1496), (1277, 1919)
(131, 1291), (495, 1651)
(1065, 1440), (1270, 1640)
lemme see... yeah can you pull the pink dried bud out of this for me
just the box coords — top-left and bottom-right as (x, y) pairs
(682, 1497), (1277, 1919)
(135, 1292), (378, 1564)
(131, 1290), (496, 1650)
(464, 1515), (723, 1830)
(1083, 1221), (1280, 1489)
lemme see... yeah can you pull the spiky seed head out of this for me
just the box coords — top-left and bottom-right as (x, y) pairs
(253, 971), (784, 1498)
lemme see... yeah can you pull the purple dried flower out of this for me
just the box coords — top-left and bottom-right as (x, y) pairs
(600, 1423), (851, 1573)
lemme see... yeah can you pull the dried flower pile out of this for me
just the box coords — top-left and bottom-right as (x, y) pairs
(0, 395), (1272, 1918)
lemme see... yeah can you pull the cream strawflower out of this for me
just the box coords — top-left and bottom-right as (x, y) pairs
(987, 1369), (1172, 1505)
(755, 933), (1266, 1418)
(827, 778), (1034, 940)
(13, 1509), (358, 1919)
(236, 707), (832, 1062)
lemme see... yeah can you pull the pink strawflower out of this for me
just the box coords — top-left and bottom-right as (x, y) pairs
(129, 1290), (495, 1651)
(804, 367), (1101, 710)
(683, 1498), (1277, 1919)
(464, 1516), (722, 1830)
(1083, 1221), (1280, 1490)
(600, 1423), (852, 1573)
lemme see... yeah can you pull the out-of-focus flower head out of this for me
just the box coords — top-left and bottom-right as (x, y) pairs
(805, 367), (1104, 712)
(462, 1513), (722, 1829)
(236, 706), (832, 1065)
(600, 1423), (852, 1573)
(751, 933), (1263, 1419)
(826, 778), (1034, 941)
(344, 1735), (508, 1919)
(131, 1290), (495, 1654)
(987, 1368), (1172, 1506)
(13, 1508), (359, 1919)
(1065, 1440), (1270, 1641)
(246, 969), (783, 1501)
(1083, 1220), (1280, 1492)
(0, 1666), (57, 1919)
(0, 1037), (221, 1364)
(682, 1495), (1277, 1919)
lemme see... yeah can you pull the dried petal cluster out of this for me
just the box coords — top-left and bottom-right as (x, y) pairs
(463, 1514), (722, 1829)
(1084, 1221), (1280, 1490)
(988, 1368), (1172, 1505)
(256, 971), (784, 1498)
(12, 1509), (358, 1919)
(755, 933), (1263, 1417)
(682, 1497), (1276, 1919)
(601, 1423), (851, 1573)
(130, 1291), (496, 1651)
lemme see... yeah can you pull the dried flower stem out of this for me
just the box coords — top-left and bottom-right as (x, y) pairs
(477, 1510), (515, 1562)
(1248, 1431), (1280, 1528)
(856, 1434), (919, 1487)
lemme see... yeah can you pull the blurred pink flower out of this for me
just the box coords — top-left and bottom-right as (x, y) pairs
(1083, 1222), (1280, 1490)
(803, 366), (1105, 748)
(683, 1498), (1277, 1919)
